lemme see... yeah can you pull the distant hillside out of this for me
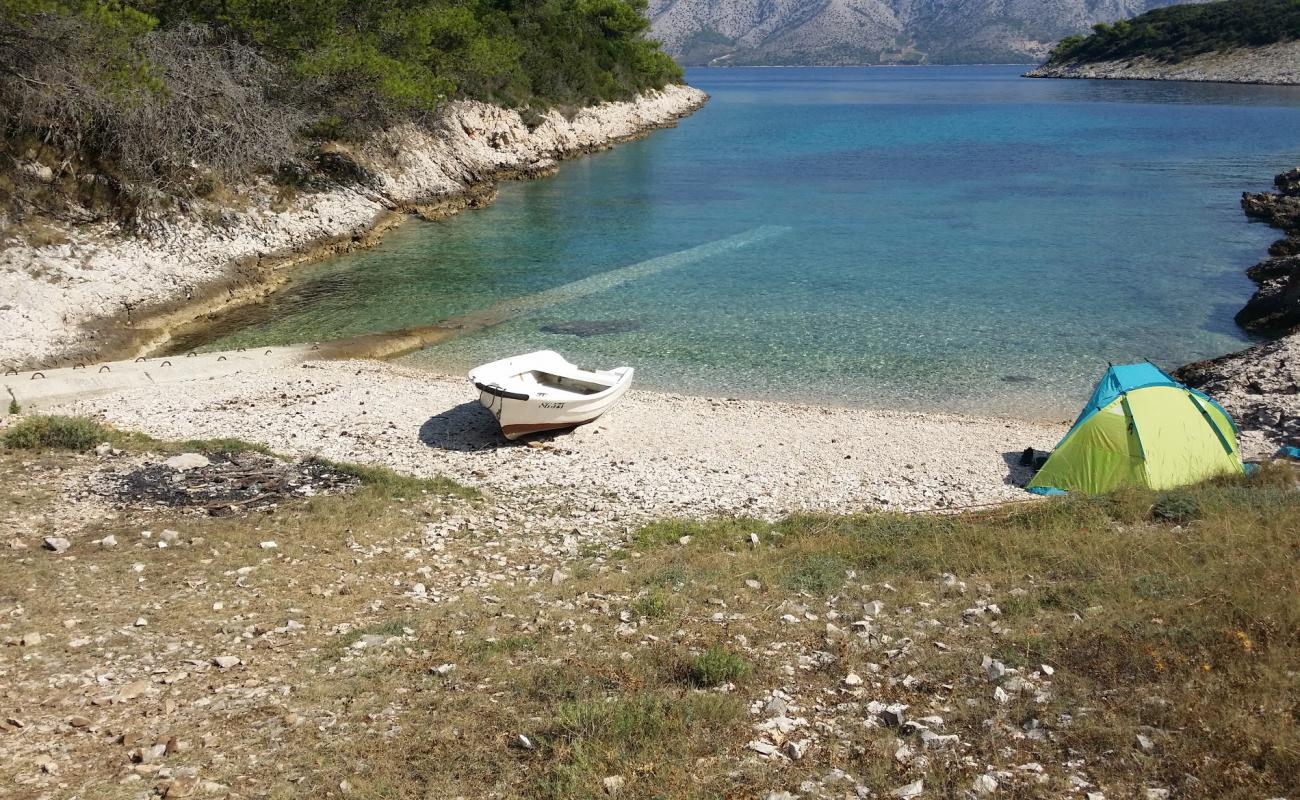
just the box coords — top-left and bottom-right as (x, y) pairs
(1028, 0), (1300, 84)
(648, 0), (1202, 66)
(1043, 0), (1300, 65)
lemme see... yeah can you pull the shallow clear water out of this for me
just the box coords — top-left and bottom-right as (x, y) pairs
(192, 66), (1300, 418)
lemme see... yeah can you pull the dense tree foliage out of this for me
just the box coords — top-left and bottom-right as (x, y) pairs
(1047, 0), (1300, 65)
(0, 0), (682, 206)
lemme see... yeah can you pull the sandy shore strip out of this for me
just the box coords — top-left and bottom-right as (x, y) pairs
(53, 359), (1067, 521)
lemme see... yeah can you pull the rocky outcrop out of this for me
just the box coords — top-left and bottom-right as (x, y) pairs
(1235, 168), (1300, 335)
(1176, 335), (1300, 455)
(1025, 40), (1300, 85)
(1176, 167), (1300, 452)
(0, 85), (708, 370)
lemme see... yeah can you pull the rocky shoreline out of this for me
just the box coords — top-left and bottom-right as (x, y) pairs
(1176, 167), (1300, 452)
(1025, 40), (1300, 85)
(0, 85), (708, 371)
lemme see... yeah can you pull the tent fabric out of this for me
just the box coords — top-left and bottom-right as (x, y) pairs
(1028, 364), (1244, 495)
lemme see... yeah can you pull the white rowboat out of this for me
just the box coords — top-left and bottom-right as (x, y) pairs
(468, 350), (634, 440)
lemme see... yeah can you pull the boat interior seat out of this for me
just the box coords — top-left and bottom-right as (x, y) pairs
(517, 370), (609, 396)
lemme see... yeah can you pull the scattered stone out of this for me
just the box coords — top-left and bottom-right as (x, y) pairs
(212, 656), (241, 669)
(19, 632), (42, 646)
(865, 600), (884, 616)
(165, 453), (210, 471)
(920, 729), (960, 751)
(972, 774), (998, 795)
(1144, 789), (1169, 800)
(98, 534), (118, 547)
(602, 775), (625, 795)
(260, 540), (278, 550)
(1136, 733), (1154, 752)
(843, 672), (863, 687)
(68, 716), (91, 728)
(433, 663), (457, 676)
(982, 655), (1007, 682)
(880, 703), (907, 728)
(515, 734), (535, 750)
(783, 740), (807, 761)
(43, 537), (70, 553)
(891, 779), (924, 799)
(166, 774), (201, 797)
(763, 696), (788, 717)
(134, 617), (148, 627)
(160, 529), (180, 544)
(748, 740), (779, 757)
(115, 679), (150, 702)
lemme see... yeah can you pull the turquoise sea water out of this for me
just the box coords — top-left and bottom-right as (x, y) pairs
(191, 67), (1300, 418)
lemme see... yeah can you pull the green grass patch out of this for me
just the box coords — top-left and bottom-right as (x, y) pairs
(632, 516), (765, 550)
(167, 436), (276, 456)
(306, 457), (477, 500)
(472, 635), (537, 658)
(536, 692), (745, 799)
(631, 589), (671, 620)
(1, 415), (132, 451)
(686, 645), (753, 687)
(783, 551), (850, 595)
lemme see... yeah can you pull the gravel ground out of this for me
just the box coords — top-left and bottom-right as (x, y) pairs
(59, 360), (1067, 521)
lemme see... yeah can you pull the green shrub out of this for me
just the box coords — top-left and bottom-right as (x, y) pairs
(1152, 490), (1201, 523)
(687, 645), (752, 687)
(632, 590), (669, 619)
(7, 398), (18, 415)
(1046, 0), (1300, 66)
(1, 415), (115, 451)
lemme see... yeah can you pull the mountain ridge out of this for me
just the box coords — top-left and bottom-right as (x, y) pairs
(649, 0), (1201, 65)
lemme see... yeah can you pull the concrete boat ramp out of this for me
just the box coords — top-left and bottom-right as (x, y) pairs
(3, 346), (315, 411)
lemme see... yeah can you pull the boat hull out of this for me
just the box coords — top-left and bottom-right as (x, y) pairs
(499, 417), (601, 439)
(468, 351), (633, 440)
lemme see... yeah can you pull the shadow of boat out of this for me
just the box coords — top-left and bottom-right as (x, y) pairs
(418, 401), (511, 452)
(419, 400), (587, 452)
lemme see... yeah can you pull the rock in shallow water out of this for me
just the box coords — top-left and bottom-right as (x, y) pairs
(539, 319), (642, 337)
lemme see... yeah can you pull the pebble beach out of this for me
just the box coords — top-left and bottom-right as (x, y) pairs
(59, 359), (1069, 521)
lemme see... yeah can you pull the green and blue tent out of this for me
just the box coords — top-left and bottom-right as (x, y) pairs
(1028, 363), (1244, 496)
